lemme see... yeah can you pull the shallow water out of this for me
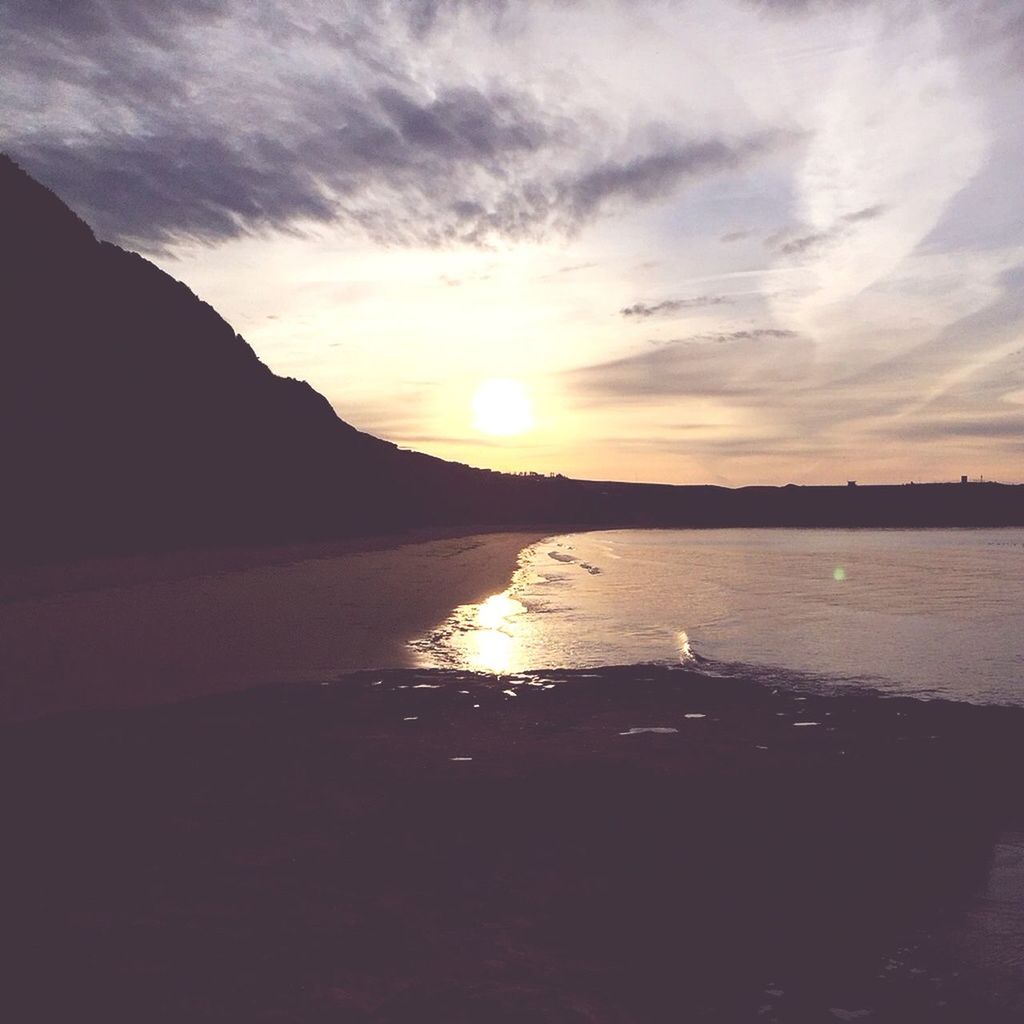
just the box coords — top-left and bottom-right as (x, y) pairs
(412, 528), (1024, 706)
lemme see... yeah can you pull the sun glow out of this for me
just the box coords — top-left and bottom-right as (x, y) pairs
(471, 378), (534, 437)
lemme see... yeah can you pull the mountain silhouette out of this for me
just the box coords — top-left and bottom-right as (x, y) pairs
(2, 153), (1022, 562)
(0, 154), (592, 560)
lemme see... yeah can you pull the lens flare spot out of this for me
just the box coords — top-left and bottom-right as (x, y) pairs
(833, 566), (846, 582)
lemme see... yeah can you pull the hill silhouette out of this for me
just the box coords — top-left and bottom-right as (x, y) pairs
(0, 155), (594, 560)
(2, 153), (1022, 562)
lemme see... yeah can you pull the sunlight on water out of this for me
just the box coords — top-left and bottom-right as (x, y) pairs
(460, 591), (527, 674)
(476, 592), (524, 630)
(413, 529), (1024, 704)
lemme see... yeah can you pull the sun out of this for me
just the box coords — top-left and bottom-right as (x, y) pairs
(471, 378), (534, 437)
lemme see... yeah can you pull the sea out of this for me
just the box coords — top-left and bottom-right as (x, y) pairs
(413, 527), (1024, 706)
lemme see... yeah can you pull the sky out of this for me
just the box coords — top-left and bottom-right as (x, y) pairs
(3, 0), (1023, 485)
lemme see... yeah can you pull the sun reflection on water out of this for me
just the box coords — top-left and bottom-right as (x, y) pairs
(466, 591), (527, 673)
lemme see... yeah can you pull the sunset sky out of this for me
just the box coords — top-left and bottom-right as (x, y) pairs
(3, 0), (1023, 485)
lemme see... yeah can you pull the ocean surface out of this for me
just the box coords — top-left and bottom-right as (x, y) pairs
(413, 528), (1024, 706)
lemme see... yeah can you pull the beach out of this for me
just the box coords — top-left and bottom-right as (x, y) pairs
(3, 530), (1024, 1022)
(0, 528), (545, 721)
(4, 664), (1024, 1022)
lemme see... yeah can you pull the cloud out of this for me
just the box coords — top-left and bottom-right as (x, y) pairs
(836, 262), (1024, 417)
(743, 0), (875, 14)
(567, 328), (807, 400)
(776, 230), (831, 256)
(0, 0), (227, 46)
(10, 126), (785, 251)
(684, 328), (798, 344)
(8, 75), (575, 248)
(842, 203), (886, 223)
(770, 204), (888, 256)
(871, 413), (1024, 444)
(769, 8), (989, 333)
(12, 137), (337, 248)
(621, 295), (731, 318)
(1, 2), (789, 250)
(559, 134), (785, 224)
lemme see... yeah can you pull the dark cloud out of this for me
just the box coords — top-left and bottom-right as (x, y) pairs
(777, 229), (831, 255)
(770, 204), (888, 256)
(13, 137), (337, 248)
(10, 121), (785, 251)
(7, 77), (570, 248)
(720, 228), (751, 243)
(621, 296), (731, 319)
(563, 135), (784, 223)
(396, 0), (514, 36)
(842, 203), (886, 223)
(0, 0), (227, 47)
(0, 0), (512, 46)
(3, 0), (789, 252)
(374, 85), (549, 159)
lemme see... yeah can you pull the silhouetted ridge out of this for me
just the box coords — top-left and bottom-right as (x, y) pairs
(0, 154), (96, 260)
(1, 153), (1022, 562)
(1, 154), (606, 560)
(1, 155), (442, 557)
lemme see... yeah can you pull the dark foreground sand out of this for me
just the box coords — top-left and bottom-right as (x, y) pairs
(0, 528), (546, 721)
(4, 665), (1024, 1023)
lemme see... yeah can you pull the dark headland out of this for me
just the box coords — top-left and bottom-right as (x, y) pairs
(2, 156), (1023, 1023)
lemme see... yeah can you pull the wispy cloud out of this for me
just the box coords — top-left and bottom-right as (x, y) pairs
(566, 328), (808, 401)
(769, 204), (887, 256)
(621, 295), (731, 319)
(770, 7), (990, 334)
(0, 2), (789, 250)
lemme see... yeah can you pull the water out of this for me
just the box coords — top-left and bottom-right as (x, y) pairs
(413, 528), (1024, 705)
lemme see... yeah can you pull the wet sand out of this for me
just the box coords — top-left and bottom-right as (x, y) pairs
(0, 528), (546, 721)
(4, 665), (1024, 1023)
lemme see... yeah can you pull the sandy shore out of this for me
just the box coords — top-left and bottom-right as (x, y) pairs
(0, 528), (546, 721)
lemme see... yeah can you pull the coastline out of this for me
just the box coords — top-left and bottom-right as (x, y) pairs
(0, 528), (549, 722)
(5, 526), (1023, 1020)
